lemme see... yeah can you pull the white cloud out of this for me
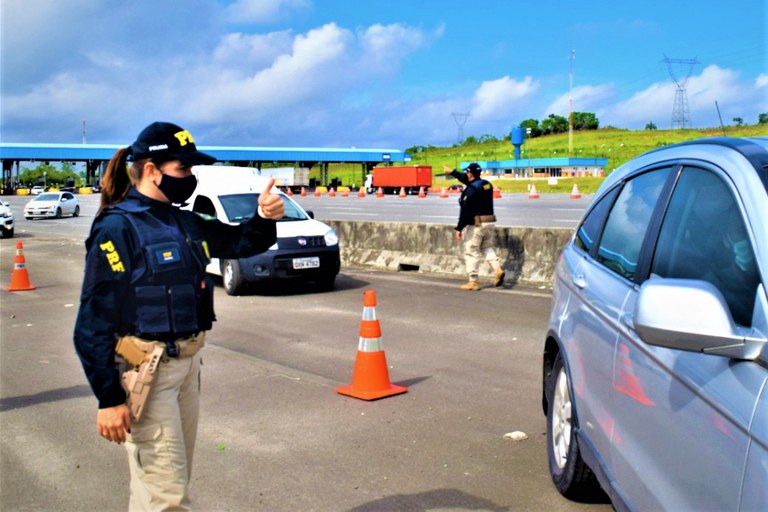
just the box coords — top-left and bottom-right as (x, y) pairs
(225, 0), (311, 24)
(544, 84), (617, 119)
(471, 76), (539, 121)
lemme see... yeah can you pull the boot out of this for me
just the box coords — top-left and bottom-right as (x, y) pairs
(460, 281), (481, 291)
(494, 268), (505, 287)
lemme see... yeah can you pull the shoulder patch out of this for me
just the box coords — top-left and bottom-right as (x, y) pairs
(99, 240), (126, 272)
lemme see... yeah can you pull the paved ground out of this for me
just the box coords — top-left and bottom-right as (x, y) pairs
(0, 232), (612, 511)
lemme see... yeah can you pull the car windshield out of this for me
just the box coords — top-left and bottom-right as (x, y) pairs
(219, 193), (308, 223)
(35, 193), (59, 201)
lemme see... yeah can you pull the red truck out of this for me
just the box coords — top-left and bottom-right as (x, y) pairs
(364, 165), (433, 195)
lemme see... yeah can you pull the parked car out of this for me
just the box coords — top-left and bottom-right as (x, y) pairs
(185, 165), (340, 295)
(24, 191), (80, 219)
(0, 200), (14, 237)
(542, 137), (768, 510)
(30, 186), (46, 195)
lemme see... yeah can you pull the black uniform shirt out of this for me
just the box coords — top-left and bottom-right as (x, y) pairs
(449, 170), (495, 231)
(73, 188), (277, 408)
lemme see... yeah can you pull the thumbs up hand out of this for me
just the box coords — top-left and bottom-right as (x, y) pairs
(258, 178), (285, 220)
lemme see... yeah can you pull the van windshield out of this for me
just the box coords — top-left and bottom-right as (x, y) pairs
(220, 193), (308, 223)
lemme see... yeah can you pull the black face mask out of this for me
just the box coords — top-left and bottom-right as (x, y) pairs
(156, 173), (198, 205)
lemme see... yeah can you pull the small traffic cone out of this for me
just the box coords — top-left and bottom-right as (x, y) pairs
(357, 188), (366, 198)
(398, 187), (406, 198)
(417, 186), (426, 198)
(493, 187), (502, 199)
(376, 187), (384, 198)
(528, 184), (540, 199)
(336, 290), (407, 401)
(570, 183), (582, 199)
(285, 187), (294, 197)
(300, 187), (307, 197)
(341, 189), (349, 198)
(7, 241), (36, 291)
(314, 188), (322, 197)
(439, 187), (449, 198)
(328, 188), (336, 197)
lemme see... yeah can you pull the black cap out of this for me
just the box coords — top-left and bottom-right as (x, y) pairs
(129, 122), (216, 165)
(465, 162), (482, 177)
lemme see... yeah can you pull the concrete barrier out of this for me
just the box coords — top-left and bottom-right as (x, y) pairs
(324, 220), (572, 288)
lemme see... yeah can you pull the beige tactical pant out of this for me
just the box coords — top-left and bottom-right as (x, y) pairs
(125, 352), (201, 511)
(464, 223), (502, 282)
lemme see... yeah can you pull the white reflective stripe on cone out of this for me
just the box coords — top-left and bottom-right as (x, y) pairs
(358, 336), (383, 352)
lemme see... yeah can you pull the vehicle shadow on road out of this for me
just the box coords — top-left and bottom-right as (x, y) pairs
(346, 488), (509, 512)
(221, 272), (371, 297)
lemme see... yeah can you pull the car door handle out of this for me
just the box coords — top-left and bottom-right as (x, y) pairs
(572, 273), (586, 289)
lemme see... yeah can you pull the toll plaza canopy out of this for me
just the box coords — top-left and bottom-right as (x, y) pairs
(0, 142), (408, 190)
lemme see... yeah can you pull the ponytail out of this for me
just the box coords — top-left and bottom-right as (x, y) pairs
(99, 147), (145, 211)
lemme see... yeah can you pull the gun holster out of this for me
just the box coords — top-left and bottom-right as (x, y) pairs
(116, 338), (165, 421)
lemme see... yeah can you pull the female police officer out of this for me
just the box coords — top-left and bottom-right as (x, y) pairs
(73, 121), (284, 510)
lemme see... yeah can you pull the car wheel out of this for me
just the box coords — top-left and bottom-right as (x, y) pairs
(1, 228), (12, 238)
(55, 207), (62, 218)
(25, 216), (32, 220)
(546, 351), (601, 500)
(222, 259), (244, 296)
(73, 205), (80, 217)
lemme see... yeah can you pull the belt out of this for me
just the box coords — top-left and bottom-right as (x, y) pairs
(122, 332), (206, 360)
(474, 214), (497, 225)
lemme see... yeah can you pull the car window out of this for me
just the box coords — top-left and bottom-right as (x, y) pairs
(575, 186), (620, 253)
(37, 193), (59, 201)
(651, 167), (761, 326)
(596, 168), (672, 280)
(219, 193), (308, 223)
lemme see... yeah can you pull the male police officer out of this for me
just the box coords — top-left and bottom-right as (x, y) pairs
(444, 163), (504, 290)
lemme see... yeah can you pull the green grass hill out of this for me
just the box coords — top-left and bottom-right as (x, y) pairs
(320, 124), (766, 194)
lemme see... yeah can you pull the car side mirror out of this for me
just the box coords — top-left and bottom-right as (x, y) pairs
(305, 210), (315, 219)
(633, 278), (767, 360)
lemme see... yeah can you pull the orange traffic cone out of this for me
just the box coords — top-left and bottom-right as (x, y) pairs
(7, 241), (36, 291)
(398, 187), (406, 198)
(570, 183), (582, 199)
(439, 187), (448, 198)
(493, 187), (502, 199)
(300, 187), (307, 197)
(376, 187), (384, 198)
(336, 290), (408, 400)
(357, 188), (366, 198)
(528, 184), (540, 199)
(417, 186), (426, 198)
(328, 188), (336, 197)
(285, 187), (294, 196)
(341, 189), (349, 198)
(313, 188), (322, 197)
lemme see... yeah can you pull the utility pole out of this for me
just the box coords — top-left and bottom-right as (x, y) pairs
(82, 120), (87, 144)
(568, 49), (575, 155)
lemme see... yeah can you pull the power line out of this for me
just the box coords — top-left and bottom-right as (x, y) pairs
(451, 112), (470, 143)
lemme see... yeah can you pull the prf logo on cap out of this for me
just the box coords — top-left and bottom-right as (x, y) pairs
(174, 130), (195, 147)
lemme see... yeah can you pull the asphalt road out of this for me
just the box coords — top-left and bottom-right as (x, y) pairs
(0, 209), (611, 511)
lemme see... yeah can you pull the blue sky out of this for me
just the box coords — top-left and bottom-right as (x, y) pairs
(1, 0), (766, 150)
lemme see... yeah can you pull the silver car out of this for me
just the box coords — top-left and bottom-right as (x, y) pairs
(542, 137), (768, 510)
(24, 191), (80, 219)
(0, 200), (14, 237)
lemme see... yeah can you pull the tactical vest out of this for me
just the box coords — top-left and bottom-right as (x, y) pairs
(460, 179), (495, 216)
(108, 203), (215, 339)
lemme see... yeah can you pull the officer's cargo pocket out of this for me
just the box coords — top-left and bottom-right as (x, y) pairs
(135, 285), (170, 333)
(170, 284), (197, 333)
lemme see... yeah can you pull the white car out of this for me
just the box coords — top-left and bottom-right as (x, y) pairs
(24, 192), (80, 219)
(0, 200), (14, 237)
(30, 186), (46, 195)
(185, 165), (340, 295)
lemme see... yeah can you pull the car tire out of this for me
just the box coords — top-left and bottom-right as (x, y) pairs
(73, 205), (80, 217)
(222, 259), (245, 296)
(55, 207), (62, 219)
(546, 351), (601, 500)
(1, 228), (12, 238)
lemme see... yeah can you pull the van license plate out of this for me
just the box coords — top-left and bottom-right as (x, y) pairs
(293, 257), (320, 269)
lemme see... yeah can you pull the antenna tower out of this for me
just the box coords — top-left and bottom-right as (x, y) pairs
(451, 113), (469, 144)
(663, 55), (698, 129)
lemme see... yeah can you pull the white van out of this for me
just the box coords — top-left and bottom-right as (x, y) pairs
(186, 165), (340, 295)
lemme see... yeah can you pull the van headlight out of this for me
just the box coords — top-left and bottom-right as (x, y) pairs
(324, 229), (339, 246)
